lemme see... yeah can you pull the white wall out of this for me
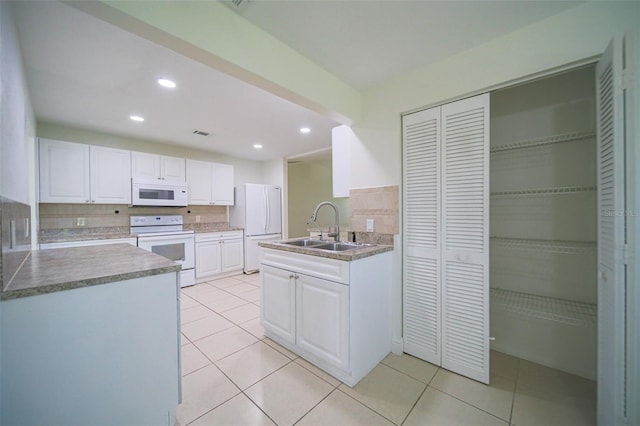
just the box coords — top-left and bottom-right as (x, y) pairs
(0, 1), (35, 204)
(351, 1), (640, 189)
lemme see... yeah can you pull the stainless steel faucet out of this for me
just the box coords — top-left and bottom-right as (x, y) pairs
(308, 201), (340, 242)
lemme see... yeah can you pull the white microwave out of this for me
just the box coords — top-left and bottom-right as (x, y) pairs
(131, 178), (188, 207)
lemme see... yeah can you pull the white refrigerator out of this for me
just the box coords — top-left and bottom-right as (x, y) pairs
(230, 183), (282, 273)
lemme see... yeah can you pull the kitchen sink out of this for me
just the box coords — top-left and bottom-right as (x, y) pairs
(279, 239), (372, 252)
(314, 242), (371, 251)
(281, 238), (327, 247)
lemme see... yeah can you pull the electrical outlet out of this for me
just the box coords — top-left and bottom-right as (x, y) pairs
(366, 218), (374, 232)
(76, 217), (86, 227)
(196, 215), (201, 223)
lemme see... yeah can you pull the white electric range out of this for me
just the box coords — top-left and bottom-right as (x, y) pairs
(131, 215), (195, 287)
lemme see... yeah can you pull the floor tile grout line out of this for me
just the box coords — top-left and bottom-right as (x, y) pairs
(508, 357), (521, 426)
(292, 358), (342, 388)
(291, 387), (341, 426)
(184, 392), (242, 426)
(425, 386), (512, 425)
(399, 372), (433, 426)
(190, 328), (259, 366)
(239, 389), (279, 426)
(335, 386), (400, 425)
(380, 359), (439, 385)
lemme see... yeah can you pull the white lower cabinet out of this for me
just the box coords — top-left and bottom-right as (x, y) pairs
(260, 248), (392, 386)
(296, 273), (349, 371)
(195, 231), (243, 282)
(261, 265), (296, 344)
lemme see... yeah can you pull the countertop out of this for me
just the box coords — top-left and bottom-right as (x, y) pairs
(38, 227), (135, 244)
(1, 244), (181, 301)
(259, 238), (393, 261)
(185, 224), (244, 233)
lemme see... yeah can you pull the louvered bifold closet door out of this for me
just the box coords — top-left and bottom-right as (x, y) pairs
(402, 107), (442, 365)
(596, 36), (627, 426)
(441, 94), (490, 384)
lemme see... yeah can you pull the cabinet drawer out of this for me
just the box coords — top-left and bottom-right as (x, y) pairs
(261, 248), (349, 284)
(195, 231), (243, 243)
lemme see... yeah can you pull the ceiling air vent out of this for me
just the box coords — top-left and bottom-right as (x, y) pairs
(222, 0), (250, 13)
(192, 130), (210, 137)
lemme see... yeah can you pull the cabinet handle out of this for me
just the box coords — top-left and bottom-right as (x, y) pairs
(91, 200), (95, 203)
(85, 200), (90, 203)
(289, 274), (295, 279)
(294, 275), (299, 279)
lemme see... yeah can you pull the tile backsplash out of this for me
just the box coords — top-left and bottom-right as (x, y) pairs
(38, 203), (228, 238)
(349, 185), (399, 245)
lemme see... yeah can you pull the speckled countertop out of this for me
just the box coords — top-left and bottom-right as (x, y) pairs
(259, 238), (393, 261)
(39, 227), (135, 244)
(1, 244), (180, 301)
(184, 223), (244, 233)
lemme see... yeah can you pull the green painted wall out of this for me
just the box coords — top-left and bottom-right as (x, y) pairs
(287, 158), (349, 238)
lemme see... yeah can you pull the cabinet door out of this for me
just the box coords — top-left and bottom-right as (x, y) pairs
(186, 159), (213, 205)
(212, 163), (234, 205)
(195, 241), (222, 278)
(161, 156), (186, 181)
(296, 274), (349, 371)
(39, 139), (90, 203)
(131, 151), (161, 180)
(90, 146), (132, 204)
(221, 239), (244, 272)
(261, 265), (296, 344)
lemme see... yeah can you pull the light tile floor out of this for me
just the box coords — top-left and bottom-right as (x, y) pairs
(177, 274), (596, 426)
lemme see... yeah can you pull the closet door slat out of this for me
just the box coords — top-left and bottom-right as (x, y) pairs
(596, 35), (628, 425)
(402, 107), (441, 365)
(441, 94), (490, 384)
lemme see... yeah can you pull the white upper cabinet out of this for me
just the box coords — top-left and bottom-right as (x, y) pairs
(90, 145), (132, 204)
(186, 159), (234, 206)
(39, 139), (131, 204)
(131, 152), (185, 181)
(39, 138), (90, 203)
(212, 163), (234, 205)
(186, 159), (213, 205)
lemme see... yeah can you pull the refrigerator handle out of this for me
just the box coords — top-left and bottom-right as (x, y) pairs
(264, 187), (269, 232)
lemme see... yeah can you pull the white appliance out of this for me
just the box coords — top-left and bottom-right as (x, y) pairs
(131, 215), (195, 287)
(131, 178), (188, 207)
(230, 184), (282, 273)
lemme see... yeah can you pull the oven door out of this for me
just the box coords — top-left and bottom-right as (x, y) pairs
(137, 233), (195, 270)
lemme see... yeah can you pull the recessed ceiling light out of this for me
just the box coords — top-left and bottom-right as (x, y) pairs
(300, 127), (311, 134)
(253, 144), (263, 149)
(130, 115), (144, 122)
(157, 78), (176, 88)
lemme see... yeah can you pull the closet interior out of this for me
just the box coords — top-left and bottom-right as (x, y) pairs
(489, 66), (597, 380)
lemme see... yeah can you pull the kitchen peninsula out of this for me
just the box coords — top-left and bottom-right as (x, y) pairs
(1, 244), (182, 426)
(259, 238), (394, 386)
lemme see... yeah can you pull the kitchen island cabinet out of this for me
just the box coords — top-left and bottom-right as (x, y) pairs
(0, 244), (181, 426)
(260, 245), (392, 386)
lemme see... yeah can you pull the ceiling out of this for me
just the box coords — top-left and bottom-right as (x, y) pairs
(12, 0), (584, 162)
